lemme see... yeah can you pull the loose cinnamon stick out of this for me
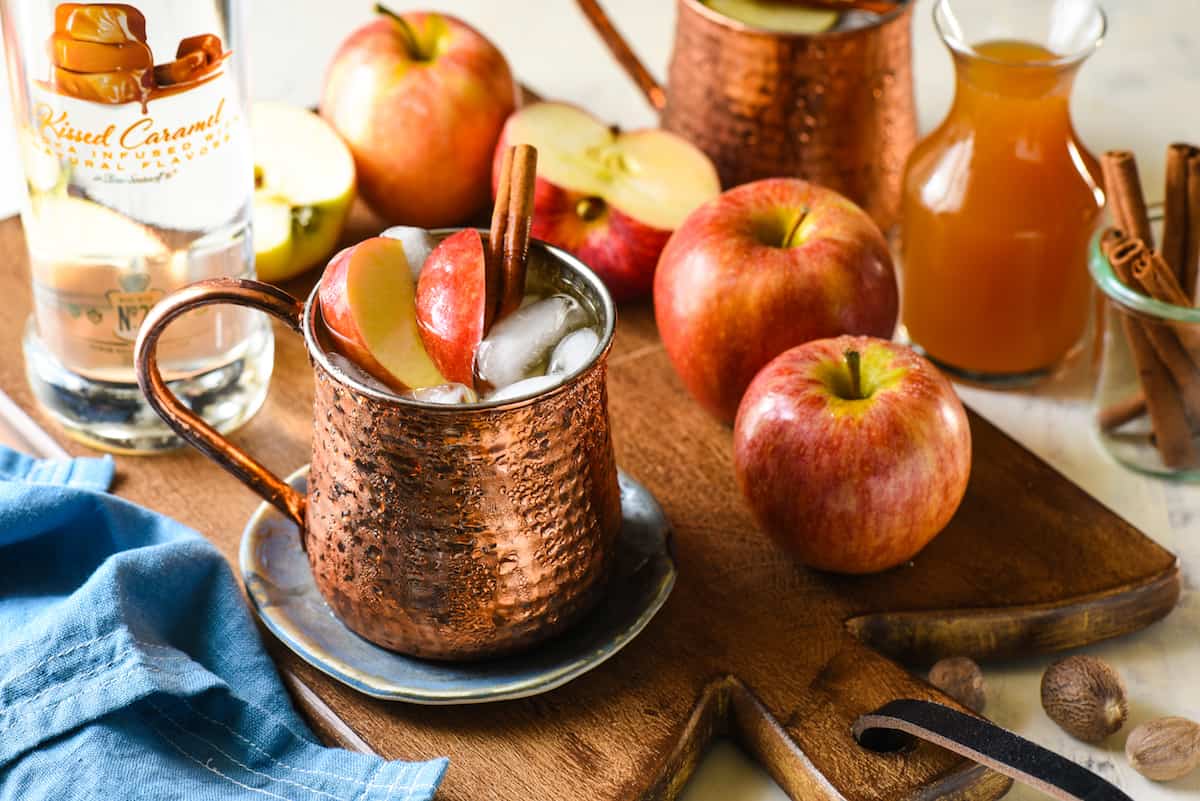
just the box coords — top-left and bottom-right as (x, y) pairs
(486, 147), (514, 330)
(1161, 143), (1195, 283)
(1102, 233), (1198, 467)
(1098, 392), (1147, 432)
(1102, 151), (1154, 248)
(1186, 153), (1200, 301)
(499, 144), (538, 319)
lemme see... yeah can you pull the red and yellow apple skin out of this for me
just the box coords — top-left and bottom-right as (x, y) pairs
(415, 228), (487, 386)
(320, 11), (516, 227)
(493, 102), (720, 301)
(526, 180), (670, 301)
(319, 245), (384, 379)
(654, 178), (898, 424)
(318, 237), (446, 392)
(733, 336), (971, 575)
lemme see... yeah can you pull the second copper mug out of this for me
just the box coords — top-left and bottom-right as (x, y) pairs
(134, 235), (622, 661)
(577, 0), (916, 229)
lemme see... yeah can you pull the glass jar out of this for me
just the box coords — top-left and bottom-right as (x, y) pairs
(900, 0), (1106, 385)
(1, 0), (271, 453)
(1092, 214), (1200, 481)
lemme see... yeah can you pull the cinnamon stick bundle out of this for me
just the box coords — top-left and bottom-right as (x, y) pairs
(1096, 145), (1200, 469)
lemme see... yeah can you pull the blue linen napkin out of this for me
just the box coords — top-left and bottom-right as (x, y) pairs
(0, 446), (446, 800)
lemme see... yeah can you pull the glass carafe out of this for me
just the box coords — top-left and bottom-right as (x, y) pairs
(900, 0), (1106, 384)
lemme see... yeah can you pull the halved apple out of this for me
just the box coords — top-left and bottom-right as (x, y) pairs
(494, 102), (721, 300)
(702, 0), (838, 33)
(318, 237), (446, 392)
(415, 228), (487, 386)
(253, 102), (355, 283)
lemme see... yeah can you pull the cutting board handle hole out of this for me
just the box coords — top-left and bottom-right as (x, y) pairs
(854, 725), (917, 754)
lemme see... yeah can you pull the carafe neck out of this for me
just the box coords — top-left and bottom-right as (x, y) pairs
(948, 44), (1084, 123)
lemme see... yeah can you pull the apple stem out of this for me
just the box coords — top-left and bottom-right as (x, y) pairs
(844, 349), (863, 400)
(375, 3), (424, 60)
(783, 208), (809, 249)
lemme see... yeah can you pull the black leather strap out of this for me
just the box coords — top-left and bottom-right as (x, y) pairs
(853, 699), (1133, 801)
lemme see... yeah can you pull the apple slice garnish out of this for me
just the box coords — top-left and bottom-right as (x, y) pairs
(319, 237), (446, 392)
(415, 229), (488, 386)
(495, 102), (720, 300)
(414, 145), (538, 386)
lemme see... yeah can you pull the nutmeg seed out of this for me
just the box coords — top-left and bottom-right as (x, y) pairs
(1040, 655), (1128, 743)
(929, 657), (986, 713)
(1126, 717), (1200, 782)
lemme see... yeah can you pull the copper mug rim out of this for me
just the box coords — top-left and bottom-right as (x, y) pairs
(679, 0), (912, 38)
(304, 229), (618, 412)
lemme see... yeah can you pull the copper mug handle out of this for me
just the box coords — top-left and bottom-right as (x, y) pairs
(576, 0), (667, 112)
(134, 277), (307, 528)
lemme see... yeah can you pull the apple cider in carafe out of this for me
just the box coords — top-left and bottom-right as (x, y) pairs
(900, 39), (1104, 380)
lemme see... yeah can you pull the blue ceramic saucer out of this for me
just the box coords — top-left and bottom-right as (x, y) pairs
(240, 466), (675, 704)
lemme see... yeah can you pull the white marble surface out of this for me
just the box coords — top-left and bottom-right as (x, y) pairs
(2, 1), (1199, 799)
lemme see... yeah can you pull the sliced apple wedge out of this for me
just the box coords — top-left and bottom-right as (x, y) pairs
(318, 237), (446, 392)
(253, 102), (355, 282)
(495, 102), (720, 300)
(702, 0), (838, 33)
(415, 228), (487, 386)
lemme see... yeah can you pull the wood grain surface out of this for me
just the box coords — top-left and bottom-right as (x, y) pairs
(0, 210), (1181, 801)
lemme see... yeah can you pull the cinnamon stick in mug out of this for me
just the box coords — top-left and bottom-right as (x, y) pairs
(486, 147), (514, 330)
(499, 145), (537, 319)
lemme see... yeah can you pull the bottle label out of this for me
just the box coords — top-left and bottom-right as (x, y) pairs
(29, 89), (236, 185)
(29, 3), (237, 185)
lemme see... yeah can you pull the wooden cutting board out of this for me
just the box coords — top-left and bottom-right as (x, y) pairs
(0, 212), (1180, 801)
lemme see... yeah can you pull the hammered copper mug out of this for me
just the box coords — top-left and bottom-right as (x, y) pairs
(134, 235), (622, 661)
(577, 0), (917, 229)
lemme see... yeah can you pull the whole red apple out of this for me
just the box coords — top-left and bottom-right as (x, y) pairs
(495, 102), (720, 300)
(416, 228), (487, 386)
(733, 336), (971, 574)
(655, 178), (898, 424)
(320, 8), (516, 227)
